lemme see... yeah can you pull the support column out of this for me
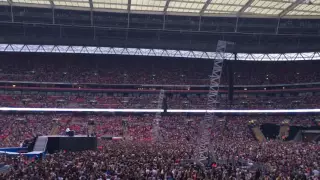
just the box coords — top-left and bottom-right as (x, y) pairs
(10, 4), (14, 22)
(90, 9), (93, 26)
(89, 0), (93, 26)
(235, 17), (239, 32)
(162, 15), (166, 30)
(49, 0), (55, 24)
(198, 16), (201, 31)
(276, 18), (280, 35)
(127, 13), (130, 28)
(52, 7), (55, 24)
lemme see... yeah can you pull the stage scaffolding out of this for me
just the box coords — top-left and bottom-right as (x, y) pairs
(152, 89), (165, 142)
(194, 40), (232, 167)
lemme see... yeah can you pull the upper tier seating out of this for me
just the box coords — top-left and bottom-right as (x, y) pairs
(1, 54), (320, 85)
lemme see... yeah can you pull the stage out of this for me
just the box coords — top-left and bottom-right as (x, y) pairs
(45, 135), (97, 153)
(0, 135), (98, 155)
(44, 135), (89, 137)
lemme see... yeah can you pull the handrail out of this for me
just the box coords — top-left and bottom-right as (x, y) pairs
(1, 79), (320, 88)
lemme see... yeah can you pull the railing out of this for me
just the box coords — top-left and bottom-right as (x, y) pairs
(2, 79), (320, 88)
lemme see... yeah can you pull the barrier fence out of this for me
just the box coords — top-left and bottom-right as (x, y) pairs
(1, 107), (320, 113)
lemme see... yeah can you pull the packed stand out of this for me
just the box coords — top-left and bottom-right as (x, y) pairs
(0, 114), (56, 147)
(167, 94), (320, 109)
(0, 94), (159, 109)
(1, 54), (320, 85)
(2, 92), (320, 110)
(0, 114), (199, 147)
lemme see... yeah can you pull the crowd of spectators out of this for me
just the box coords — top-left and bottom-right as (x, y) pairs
(167, 94), (320, 109)
(0, 114), (198, 147)
(210, 116), (320, 179)
(0, 142), (199, 180)
(0, 114), (64, 147)
(1, 93), (320, 110)
(0, 114), (319, 179)
(0, 55), (320, 179)
(0, 94), (159, 109)
(1, 55), (320, 85)
(1, 114), (317, 147)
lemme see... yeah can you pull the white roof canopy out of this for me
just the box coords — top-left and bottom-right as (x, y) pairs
(1, 0), (320, 18)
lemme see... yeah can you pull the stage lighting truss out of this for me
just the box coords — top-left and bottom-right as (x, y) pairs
(152, 89), (165, 142)
(1, 44), (320, 61)
(195, 40), (228, 167)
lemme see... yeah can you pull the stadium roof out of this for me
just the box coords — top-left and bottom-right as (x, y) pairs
(1, 0), (320, 19)
(2, 43), (320, 61)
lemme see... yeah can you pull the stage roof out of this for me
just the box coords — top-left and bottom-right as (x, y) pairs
(1, 0), (320, 19)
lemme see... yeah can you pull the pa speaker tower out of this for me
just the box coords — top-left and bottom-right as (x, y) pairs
(162, 96), (168, 113)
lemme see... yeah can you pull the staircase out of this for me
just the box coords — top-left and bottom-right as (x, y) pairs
(293, 130), (302, 142)
(33, 136), (48, 152)
(50, 124), (60, 135)
(252, 127), (266, 142)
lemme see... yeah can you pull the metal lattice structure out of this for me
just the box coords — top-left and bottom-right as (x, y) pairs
(0, 0), (320, 18)
(1, 44), (320, 61)
(195, 40), (229, 167)
(152, 89), (165, 142)
(122, 119), (129, 140)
